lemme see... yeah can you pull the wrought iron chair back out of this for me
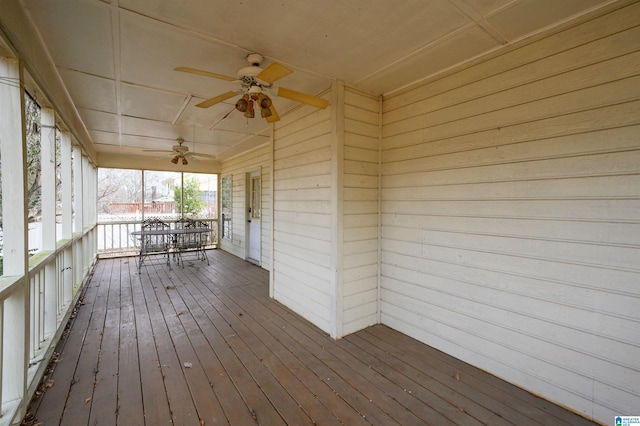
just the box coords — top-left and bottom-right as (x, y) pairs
(137, 218), (171, 272)
(191, 220), (210, 265)
(174, 219), (210, 266)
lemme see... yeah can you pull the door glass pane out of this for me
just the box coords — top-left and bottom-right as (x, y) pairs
(251, 176), (260, 219)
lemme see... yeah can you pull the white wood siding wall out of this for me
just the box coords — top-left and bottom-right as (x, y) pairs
(342, 87), (380, 335)
(381, 3), (640, 423)
(220, 143), (272, 269)
(272, 103), (334, 334)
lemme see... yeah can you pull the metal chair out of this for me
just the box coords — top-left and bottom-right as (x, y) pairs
(172, 218), (194, 263)
(191, 220), (210, 265)
(174, 219), (209, 267)
(137, 218), (171, 273)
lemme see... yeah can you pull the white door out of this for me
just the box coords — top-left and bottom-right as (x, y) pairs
(247, 171), (261, 263)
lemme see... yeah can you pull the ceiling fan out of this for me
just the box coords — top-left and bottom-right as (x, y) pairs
(144, 138), (215, 165)
(176, 53), (329, 122)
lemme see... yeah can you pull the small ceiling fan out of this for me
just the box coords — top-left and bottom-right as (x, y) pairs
(176, 53), (329, 122)
(143, 138), (215, 165)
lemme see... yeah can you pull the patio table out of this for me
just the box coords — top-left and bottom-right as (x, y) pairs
(131, 227), (210, 271)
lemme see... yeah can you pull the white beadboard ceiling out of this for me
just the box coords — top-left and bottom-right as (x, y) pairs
(21, 0), (613, 164)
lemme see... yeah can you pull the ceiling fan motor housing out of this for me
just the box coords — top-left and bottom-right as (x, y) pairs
(246, 53), (264, 66)
(238, 53), (270, 87)
(172, 138), (189, 153)
(238, 67), (267, 87)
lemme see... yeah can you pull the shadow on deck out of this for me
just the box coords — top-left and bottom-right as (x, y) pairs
(26, 250), (597, 425)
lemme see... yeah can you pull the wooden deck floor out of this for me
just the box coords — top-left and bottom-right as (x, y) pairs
(26, 250), (598, 426)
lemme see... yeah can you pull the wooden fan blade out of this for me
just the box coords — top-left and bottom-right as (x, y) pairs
(276, 87), (329, 109)
(196, 91), (238, 108)
(265, 104), (280, 123)
(175, 66), (237, 82)
(256, 62), (292, 84)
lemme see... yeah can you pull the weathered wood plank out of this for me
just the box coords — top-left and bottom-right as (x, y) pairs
(88, 306), (119, 425)
(155, 272), (229, 425)
(161, 272), (256, 425)
(28, 261), (105, 424)
(116, 299), (144, 425)
(140, 264), (200, 425)
(186, 277), (334, 425)
(61, 259), (112, 425)
(129, 263), (172, 425)
(238, 286), (410, 425)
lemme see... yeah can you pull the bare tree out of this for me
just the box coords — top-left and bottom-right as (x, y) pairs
(97, 168), (142, 214)
(25, 92), (42, 223)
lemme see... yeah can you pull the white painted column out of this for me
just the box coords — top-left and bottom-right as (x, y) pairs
(330, 81), (345, 339)
(82, 156), (89, 231)
(40, 108), (58, 339)
(0, 55), (28, 408)
(40, 108), (56, 252)
(0, 58), (27, 274)
(59, 131), (74, 309)
(269, 124), (275, 298)
(85, 161), (96, 270)
(72, 145), (84, 288)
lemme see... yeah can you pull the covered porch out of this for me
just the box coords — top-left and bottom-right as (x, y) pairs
(26, 251), (596, 425)
(2, 0), (639, 424)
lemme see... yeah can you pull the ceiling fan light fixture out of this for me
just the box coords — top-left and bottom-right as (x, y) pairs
(171, 155), (179, 164)
(235, 94), (249, 112)
(177, 53), (326, 124)
(248, 84), (262, 100)
(259, 94), (272, 109)
(244, 100), (255, 118)
(182, 157), (188, 165)
(261, 103), (273, 118)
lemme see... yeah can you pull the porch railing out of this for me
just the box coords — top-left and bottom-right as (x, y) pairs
(0, 226), (96, 426)
(96, 218), (219, 258)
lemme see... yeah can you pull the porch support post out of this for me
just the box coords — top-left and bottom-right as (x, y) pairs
(40, 108), (58, 339)
(329, 80), (345, 339)
(59, 131), (74, 309)
(0, 54), (28, 411)
(40, 107), (56, 252)
(73, 146), (83, 288)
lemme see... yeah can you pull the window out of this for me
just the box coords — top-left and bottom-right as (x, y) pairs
(184, 173), (218, 219)
(144, 170), (179, 219)
(98, 169), (219, 221)
(221, 175), (232, 240)
(98, 168), (143, 221)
